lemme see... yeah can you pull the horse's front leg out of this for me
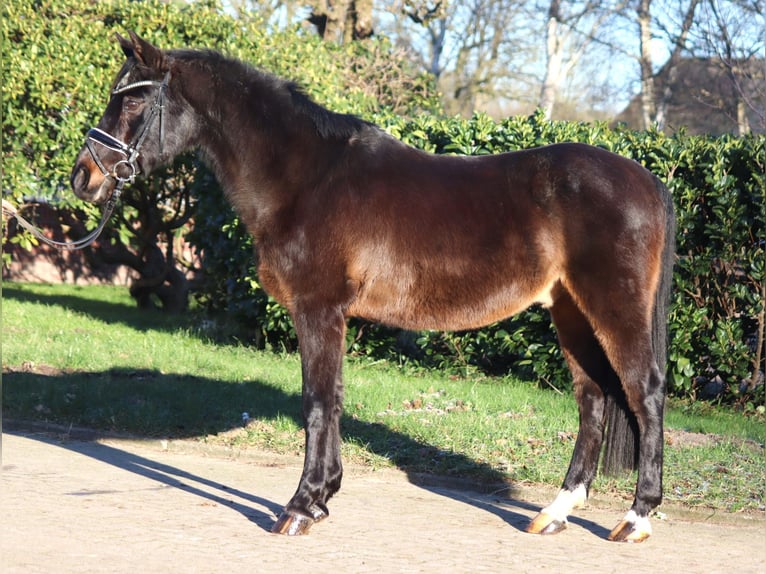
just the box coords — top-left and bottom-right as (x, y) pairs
(271, 305), (346, 535)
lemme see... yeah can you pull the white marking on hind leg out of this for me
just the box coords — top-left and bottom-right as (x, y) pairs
(540, 484), (588, 524)
(608, 508), (654, 542)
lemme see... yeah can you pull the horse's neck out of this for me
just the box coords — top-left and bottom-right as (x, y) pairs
(190, 87), (305, 236)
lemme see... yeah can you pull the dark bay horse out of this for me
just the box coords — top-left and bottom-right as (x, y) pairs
(71, 32), (675, 542)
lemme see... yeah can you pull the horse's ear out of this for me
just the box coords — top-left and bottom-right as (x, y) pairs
(117, 31), (167, 70)
(116, 33), (135, 59)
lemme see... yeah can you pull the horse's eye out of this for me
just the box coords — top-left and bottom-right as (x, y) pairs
(122, 97), (141, 113)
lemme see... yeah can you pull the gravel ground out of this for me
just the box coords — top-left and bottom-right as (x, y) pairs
(3, 427), (764, 574)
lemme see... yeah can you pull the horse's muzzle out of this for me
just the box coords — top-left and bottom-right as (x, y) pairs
(70, 156), (114, 205)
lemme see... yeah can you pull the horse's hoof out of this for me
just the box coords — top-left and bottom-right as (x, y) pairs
(271, 511), (315, 535)
(526, 512), (567, 535)
(308, 503), (329, 522)
(608, 511), (652, 543)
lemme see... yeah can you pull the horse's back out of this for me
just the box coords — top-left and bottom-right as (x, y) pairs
(340, 141), (665, 331)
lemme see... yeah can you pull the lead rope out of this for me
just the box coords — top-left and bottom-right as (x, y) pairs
(2, 71), (171, 252)
(2, 186), (123, 251)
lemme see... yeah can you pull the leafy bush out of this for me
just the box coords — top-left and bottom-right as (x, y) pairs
(193, 110), (764, 405)
(2, 0), (435, 206)
(2, 0), (437, 301)
(3, 0), (761, 406)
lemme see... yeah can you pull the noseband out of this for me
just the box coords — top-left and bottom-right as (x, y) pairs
(85, 70), (171, 193)
(10, 70), (174, 251)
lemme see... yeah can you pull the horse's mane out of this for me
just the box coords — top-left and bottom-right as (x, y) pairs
(286, 83), (372, 140)
(170, 48), (371, 141)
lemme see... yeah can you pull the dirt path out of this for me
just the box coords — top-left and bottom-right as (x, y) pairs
(2, 428), (764, 573)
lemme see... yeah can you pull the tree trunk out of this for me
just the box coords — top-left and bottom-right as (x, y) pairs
(539, 0), (563, 119)
(637, 0), (656, 129)
(310, 0), (372, 43)
(308, 0), (350, 43)
(748, 279), (765, 390)
(737, 97), (751, 135)
(349, 0), (374, 40)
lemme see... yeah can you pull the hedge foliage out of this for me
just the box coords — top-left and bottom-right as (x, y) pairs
(3, 0), (763, 406)
(193, 111), (765, 406)
(2, 0), (436, 238)
(2, 0), (436, 300)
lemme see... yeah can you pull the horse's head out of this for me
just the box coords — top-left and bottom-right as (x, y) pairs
(71, 32), (181, 205)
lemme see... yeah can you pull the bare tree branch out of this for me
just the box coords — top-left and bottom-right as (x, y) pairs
(538, 0), (626, 118)
(650, 0), (701, 128)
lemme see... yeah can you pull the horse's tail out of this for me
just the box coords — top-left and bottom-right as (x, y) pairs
(601, 176), (676, 475)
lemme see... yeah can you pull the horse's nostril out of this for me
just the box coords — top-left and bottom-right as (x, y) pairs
(71, 165), (89, 193)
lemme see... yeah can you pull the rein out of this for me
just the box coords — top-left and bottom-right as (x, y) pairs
(2, 71), (171, 251)
(2, 192), (121, 252)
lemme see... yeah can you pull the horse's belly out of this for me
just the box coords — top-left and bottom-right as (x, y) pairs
(347, 273), (558, 331)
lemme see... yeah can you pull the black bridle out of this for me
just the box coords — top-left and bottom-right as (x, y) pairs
(85, 70), (171, 194)
(3, 71), (172, 251)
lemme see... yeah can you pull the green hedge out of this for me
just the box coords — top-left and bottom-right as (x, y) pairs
(2, 0), (435, 250)
(193, 111), (765, 406)
(1, 0), (434, 200)
(3, 0), (762, 406)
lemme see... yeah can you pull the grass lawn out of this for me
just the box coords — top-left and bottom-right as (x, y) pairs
(2, 282), (764, 514)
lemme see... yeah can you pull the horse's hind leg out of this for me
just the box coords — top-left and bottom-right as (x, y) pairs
(527, 288), (611, 535)
(272, 304), (346, 535)
(602, 333), (665, 543)
(558, 279), (665, 543)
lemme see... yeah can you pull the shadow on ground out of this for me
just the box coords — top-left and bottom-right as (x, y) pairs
(3, 285), (609, 538)
(3, 284), (194, 335)
(3, 365), (610, 540)
(8, 429), (285, 532)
